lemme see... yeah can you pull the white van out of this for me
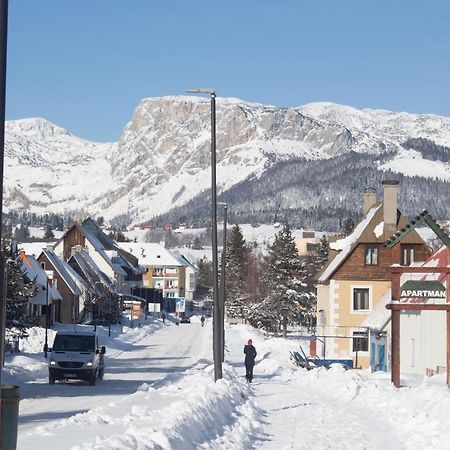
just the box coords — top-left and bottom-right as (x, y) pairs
(48, 330), (106, 385)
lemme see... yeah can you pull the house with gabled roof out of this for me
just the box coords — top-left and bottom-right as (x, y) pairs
(54, 218), (144, 294)
(316, 181), (431, 369)
(66, 246), (116, 322)
(19, 250), (62, 325)
(37, 248), (87, 324)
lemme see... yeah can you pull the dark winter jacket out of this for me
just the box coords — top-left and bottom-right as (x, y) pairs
(243, 345), (257, 364)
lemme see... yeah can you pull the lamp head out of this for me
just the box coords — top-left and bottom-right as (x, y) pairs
(186, 88), (215, 95)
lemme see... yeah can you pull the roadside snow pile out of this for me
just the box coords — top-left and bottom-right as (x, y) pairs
(19, 327), (57, 353)
(276, 357), (450, 448)
(34, 363), (260, 450)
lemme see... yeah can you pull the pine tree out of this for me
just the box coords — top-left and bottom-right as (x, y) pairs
(198, 258), (213, 288)
(43, 225), (55, 240)
(13, 223), (30, 240)
(341, 217), (355, 236)
(250, 224), (307, 337)
(6, 254), (37, 338)
(224, 225), (251, 318)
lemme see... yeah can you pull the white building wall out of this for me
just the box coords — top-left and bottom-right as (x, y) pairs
(400, 308), (446, 376)
(184, 267), (197, 301)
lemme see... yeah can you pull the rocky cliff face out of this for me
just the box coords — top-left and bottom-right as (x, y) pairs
(4, 97), (450, 227)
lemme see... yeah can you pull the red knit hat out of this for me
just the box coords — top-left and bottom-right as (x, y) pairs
(247, 339), (252, 345)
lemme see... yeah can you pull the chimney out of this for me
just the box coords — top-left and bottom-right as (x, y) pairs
(70, 244), (84, 257)
(363, 188), (377, 215)
(382, 180), (399, 236)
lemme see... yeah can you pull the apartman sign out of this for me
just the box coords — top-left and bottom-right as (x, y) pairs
(400, 280), (446, 299)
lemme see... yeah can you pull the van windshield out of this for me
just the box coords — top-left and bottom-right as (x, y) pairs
(52, 334), (95, 352)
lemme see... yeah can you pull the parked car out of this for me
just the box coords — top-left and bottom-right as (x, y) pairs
(48, 330), (106, 385)
(180, 316), (191, 324)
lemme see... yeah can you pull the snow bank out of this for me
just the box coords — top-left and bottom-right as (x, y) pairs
(36, 364), (260, 450)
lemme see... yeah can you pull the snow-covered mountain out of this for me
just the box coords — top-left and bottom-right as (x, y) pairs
(4, 97), (450, 227)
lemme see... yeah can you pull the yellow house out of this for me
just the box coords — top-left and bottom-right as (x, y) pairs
(316, 181), (430, 369)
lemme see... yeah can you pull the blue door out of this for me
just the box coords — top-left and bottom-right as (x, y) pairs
(378, 344), (386, 371)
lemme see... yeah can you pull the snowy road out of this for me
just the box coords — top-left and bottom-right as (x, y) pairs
(6, 319), (450, 449)
(17, 319), (212, 449)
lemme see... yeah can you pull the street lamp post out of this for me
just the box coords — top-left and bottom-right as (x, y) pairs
(218, 202), (228, 363)
(0, 0), (9, 428)
(186, 88), (222, 381)
(109, 289), (112, 337)
(44, 277), (49, 358)
(109, 281), (116, 337)
(44, 271), (53, 358)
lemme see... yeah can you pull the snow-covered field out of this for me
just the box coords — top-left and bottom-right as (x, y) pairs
(4, 318), (450, 449)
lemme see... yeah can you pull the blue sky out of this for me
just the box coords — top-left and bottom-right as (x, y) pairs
(6, 1), (450, 142)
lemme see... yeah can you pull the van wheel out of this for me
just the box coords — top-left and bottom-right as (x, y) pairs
(89, 370), (97, 386)
(49, 376), (55, 385)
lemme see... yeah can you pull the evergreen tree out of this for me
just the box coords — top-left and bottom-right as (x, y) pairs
(198, 258), (213, 288)
(341, 217), (355, 236)
(43, 225), (55, 240)
(6, 254), (37, 338)
(224, 225), (251, 318)
(108, 229), (129, 242)
(298, 235), (330, 328)
(192, 236), (203, 250)
(13, 223), (30, 240)
(250, 224), (307, 337)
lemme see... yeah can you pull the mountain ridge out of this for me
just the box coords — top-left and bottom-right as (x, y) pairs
(4, 96), (450, 228)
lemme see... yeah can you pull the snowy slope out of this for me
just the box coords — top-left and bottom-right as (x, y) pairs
(4, 97), (450, 226)
(4, 118), (116, 216)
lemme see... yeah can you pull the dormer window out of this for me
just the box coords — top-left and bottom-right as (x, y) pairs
(364, 245), (378, 265)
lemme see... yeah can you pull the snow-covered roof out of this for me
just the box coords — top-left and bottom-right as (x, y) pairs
(319, 205), (381, 282)
(78, 223), (127, 277)
(20, 253), (62, 302)
(69, 250), (112, 292)
(362, 289), (391, 331)
(175, 254), (198, 271)
(117, 243), (185, 267)
(18, 242), (55, 257)
(40, 250), (83, 296)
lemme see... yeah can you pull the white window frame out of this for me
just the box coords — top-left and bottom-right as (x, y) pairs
(401, 245), (415, 266)
(364, 245), (378, 265)
(350, 285), (372, 314)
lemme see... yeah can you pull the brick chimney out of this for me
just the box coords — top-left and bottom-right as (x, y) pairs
(382, 180), (399, 236)
(363, 188), (377, 215)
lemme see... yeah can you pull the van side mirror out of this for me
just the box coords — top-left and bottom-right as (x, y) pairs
(101, 346), (106, 355)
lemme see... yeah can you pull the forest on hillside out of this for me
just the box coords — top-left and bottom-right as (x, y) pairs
(151, 150), (450, 231)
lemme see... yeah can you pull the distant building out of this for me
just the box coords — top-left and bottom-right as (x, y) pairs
(117, 243), (197, 299)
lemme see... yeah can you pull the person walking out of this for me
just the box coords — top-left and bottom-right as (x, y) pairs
(161, 312), (166, 323)
(243, 339), (257, 383)
(200, 316), (205, 327)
